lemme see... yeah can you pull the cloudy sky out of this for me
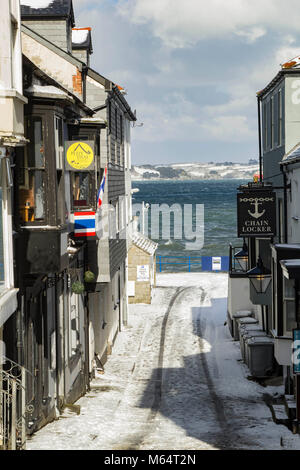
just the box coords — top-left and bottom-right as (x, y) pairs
(74, 0), (300, 165)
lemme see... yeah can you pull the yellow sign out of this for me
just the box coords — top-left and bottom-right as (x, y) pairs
(66, 142), (94, 170)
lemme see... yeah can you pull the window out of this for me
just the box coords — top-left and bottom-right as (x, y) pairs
(120, 115), (123, 144)
(115, 108), (118, 140)
(69, 289), (80, 357)
(55, 116), (64, 169)
(0, 168), (4, 291)
(108, 101), (112, 134)
(71, 172), (91, 208)
(278, 90), (282, 147)
(270, 97), (274, 149)
(263, 101), (268, 152)
(283, 277), (297, 336)
(119, 195), (126, 232)
(19, 117), (46, 223)
(279, 199), (284, 243)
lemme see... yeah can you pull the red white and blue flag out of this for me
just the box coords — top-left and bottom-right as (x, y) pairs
(97, 167), (107, 210)
(74, 211), (96, 238)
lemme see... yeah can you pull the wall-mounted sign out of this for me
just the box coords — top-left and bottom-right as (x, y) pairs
(212, 257), (222, 271)
(137, 265), (150, 282)
(65, 141), (95, 171)
(237, 191), (276, 238)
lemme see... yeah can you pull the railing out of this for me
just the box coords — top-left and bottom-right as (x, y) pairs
(0, 359), (28, 450)
(156, 256), (230, 273)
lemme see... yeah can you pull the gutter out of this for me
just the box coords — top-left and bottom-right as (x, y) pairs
(280, 164), (289, 243)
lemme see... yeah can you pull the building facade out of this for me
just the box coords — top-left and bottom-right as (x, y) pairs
(228, 55), (300, 431)
(0, 0), (137, 443)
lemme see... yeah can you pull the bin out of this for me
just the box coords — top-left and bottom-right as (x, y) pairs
(246, 336), (274, 377)
(239, 324), (263, 358)
(232, 310), (252, 341)
(240, 331), (266, 363)
(235, 316), (258, 341)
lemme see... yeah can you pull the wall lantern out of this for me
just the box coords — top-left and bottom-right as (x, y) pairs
(234, 243), (248, 271)
(247, 257), (271, 294)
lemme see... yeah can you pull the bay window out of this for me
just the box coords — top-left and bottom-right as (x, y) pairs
(283, 277), (297, 336)
(71, 172), (91, 209)
(19, 116), (46, 223)
(17, 109), (68, 228)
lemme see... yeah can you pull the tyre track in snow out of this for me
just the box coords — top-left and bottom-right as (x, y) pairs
(195, 298), (227, 430)
(127, 286), (193, 450)
(136, 286), (205, 449)
(149, 286), (193, 416)
(194, 289), (257, 449)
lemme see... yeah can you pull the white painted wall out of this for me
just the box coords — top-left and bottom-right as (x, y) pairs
(285, 76), (300, 154)
(227, 276), (259, 320)
(21, 31), (81, 98)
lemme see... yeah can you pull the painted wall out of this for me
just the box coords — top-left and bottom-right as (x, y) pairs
(21, 31), (82, 98)
(227, 276), (259, 321)
(22, 19), (72, 52)
(285, 75), (300, 154)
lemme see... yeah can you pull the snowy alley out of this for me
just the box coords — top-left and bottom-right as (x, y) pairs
(27, 273), (300, 450)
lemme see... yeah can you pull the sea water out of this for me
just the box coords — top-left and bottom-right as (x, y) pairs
(132, 179), (246, 272)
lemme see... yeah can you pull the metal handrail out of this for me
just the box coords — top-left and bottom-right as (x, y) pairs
(156, 255), (229, 273)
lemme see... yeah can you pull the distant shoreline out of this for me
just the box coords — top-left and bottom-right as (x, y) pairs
(131, 177), (250, 182)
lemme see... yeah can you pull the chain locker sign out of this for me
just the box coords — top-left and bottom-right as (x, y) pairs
(237, 191), (276, 237)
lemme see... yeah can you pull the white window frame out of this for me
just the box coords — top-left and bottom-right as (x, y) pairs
(69, 289), (80, 357)
(0, 152), (14, 292)
(278, 89), (282, 147)
(54, 116), (64, 170)
(283, 277), (297, 337)
(270, 96), (274, 150)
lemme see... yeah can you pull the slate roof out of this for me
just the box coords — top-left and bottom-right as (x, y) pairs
(281, 142), (300, 165)
(21, 0), (75, 25)
(131, 233), (158, 256)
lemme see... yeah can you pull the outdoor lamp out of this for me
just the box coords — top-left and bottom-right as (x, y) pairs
(234, 243), (249, 271)
(247, 257), (271, 294)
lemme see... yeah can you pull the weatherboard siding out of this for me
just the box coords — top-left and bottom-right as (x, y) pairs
(22, 19), (71, 52)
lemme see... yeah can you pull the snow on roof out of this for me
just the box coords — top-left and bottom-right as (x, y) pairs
(281, 141), (300, 163)
(131, 233), (158, 256)
(282, 54), (300, 69)
(25, 84), (69, 99)
(21, 0), (74, 23)
(22, 0), (53, 7)
(72, 28), (91, 46)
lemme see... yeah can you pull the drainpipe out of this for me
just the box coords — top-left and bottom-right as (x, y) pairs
(82, 65), (89, 105)
(257, 95), (263, 182)
(280, 164), (288, 243)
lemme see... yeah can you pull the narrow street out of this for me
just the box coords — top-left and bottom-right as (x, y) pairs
(27, 273), (300, 450)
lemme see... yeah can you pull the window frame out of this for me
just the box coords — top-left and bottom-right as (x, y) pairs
(68, 125), (101, 213)
(17, 105), (66, 228)
(283, 276), (297, 337)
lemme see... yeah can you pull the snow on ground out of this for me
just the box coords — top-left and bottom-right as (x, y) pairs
(27, 273), (300, 450)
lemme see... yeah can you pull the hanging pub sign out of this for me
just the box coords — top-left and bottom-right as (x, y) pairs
(237, 191), (276, 238)
(65, 141), (95, 171)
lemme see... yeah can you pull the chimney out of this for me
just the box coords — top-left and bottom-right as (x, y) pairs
(72, 28), (93, 67)
(21, 0), (75, 53)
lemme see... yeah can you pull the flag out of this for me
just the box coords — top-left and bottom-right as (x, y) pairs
(97, 167), (107, 209)
(74, 211), (96, 238)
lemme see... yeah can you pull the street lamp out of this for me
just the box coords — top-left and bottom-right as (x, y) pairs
(234, 242), (249, 271)
(247, 257), (271, 294)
